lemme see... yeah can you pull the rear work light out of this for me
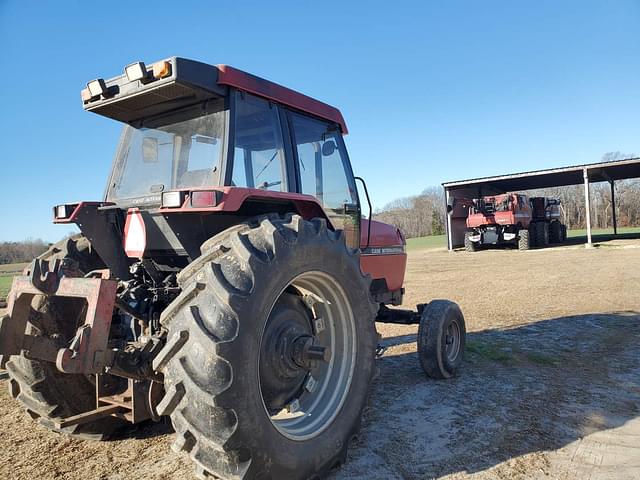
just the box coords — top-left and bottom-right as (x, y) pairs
(190, 190), (220, 208)
(161, 191), (185, 208)
(124, 61), (149, 82)
(53, 204), (77, 220)
(87, 78), (107, 98)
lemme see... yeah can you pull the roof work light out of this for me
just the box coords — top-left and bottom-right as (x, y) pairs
(87, 78), (107, 98)
(125, 61), (148, 82)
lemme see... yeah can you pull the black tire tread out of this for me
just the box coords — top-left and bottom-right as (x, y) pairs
(518, 229), (530, 251)
(464, 232), (477, 252)
(156, 214), (378, 480)
(417, 300), (466, 379)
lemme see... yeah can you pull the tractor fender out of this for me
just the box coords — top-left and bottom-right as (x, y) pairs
(157, 187), (334, 227)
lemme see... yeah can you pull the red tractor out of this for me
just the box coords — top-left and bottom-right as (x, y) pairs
(462, 193), (566, 251)
(0, 58), (466, 479)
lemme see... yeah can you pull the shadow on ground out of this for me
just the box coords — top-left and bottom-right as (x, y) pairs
(334, 312), (640, 479)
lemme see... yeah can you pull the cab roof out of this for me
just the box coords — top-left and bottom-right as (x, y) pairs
(82, 57), (348, 133)
(217, 64), (348, 134)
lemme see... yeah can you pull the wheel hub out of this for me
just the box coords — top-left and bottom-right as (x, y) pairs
(258, 272), (357, 441)
(259, 294), (329, 414)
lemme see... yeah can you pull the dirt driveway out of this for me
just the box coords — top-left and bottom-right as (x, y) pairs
(1, 240), (639, 479)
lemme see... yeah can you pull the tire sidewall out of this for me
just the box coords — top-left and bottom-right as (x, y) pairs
(183, 218), (377, 477)
(419, 301), (466, 379)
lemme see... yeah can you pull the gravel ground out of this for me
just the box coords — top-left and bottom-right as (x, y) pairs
(1, 239), (639, 479)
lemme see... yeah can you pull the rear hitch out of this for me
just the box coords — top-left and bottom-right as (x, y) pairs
(0, 260), (117, 374)
(0, 259), (166, 426)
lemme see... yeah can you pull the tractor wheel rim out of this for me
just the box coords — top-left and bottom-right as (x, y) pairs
(259, 270), (356, 441)
(445, 320), (461, 362)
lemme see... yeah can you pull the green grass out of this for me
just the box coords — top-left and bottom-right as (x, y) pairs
(406, 234), (447, 251)
(466, 340), (514, 364)
(405, 226), (640, 251)
(0, 276), (14, 302)
(566, 226), (640, 238)
(466, 339), (560, 367)
(0, 262), (26, 302)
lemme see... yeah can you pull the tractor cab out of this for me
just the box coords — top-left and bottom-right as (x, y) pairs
(69, 57), (406, 297)
(79, 58), (359, 248)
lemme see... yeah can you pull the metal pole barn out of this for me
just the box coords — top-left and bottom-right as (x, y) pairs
(583, 168), (593, 247)
(445, 189), (453, 251)
(610, 180), (617, 235)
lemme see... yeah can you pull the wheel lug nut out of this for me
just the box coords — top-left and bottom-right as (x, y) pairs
(287, 399), (300, 413)
(305, 375), (318, 393)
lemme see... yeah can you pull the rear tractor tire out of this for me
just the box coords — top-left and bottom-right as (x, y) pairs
(155, 214), (378, 479)
(518, 229), (530, 250)
(5, 235), (126, 440)
(464, 232), (477, 252)
(417, 300), (466, 379)
(549, 221), (562, 243)
(533, 222), (549, 248)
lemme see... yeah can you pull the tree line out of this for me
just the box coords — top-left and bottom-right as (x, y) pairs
(0, 239), (49, 265)
(374, 186), (447, 238)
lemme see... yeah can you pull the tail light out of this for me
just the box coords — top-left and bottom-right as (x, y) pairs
(123, 209), (146, 258)
(190, 190), (220, 208)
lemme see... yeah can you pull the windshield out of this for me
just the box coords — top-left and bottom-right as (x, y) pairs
(107, 100), (226, 203)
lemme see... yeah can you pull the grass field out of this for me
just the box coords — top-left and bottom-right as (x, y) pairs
(566, 226), (640, 238)
(0, 263), (26, 302)
(406, 226), (640, 251)
(406, 234), (447, 251)
(0, 277), (13, 301)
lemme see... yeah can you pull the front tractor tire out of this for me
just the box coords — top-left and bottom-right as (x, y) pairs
(417, 300), (466, 379)
(5, 235), (125, 439)
(464, 232), (477, 252)
(518, 229), (530, 251)
(155, 215), (378, 480)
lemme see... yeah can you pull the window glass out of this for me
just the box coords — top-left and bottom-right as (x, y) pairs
(231, 93), (286, 191)
(290, 113), (356, 210)
(108, 101), (225, 202)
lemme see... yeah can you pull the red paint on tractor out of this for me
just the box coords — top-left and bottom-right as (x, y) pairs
(158, 187), (329, 221)
(359, 219), (407, 292)
(217, 65), (348, 134)
(360, 254), (406, 292)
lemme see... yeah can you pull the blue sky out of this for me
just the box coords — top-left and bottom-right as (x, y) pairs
(1, 1), (638, 241)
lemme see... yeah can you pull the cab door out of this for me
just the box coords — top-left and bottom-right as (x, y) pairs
(287, 112), (360, 249)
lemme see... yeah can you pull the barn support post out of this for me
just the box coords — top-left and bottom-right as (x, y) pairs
(610, 180), (617, 235)
(583, 168), (593, 247)
(445, 188), (453, 251)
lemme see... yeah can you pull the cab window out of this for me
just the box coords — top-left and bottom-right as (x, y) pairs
(290, 113), (357, 210)
(231, 93), (286, 191)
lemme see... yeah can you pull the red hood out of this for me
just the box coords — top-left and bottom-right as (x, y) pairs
(360, 219), (405, 248)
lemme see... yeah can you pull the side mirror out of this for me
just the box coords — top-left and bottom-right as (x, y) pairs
(142, 137), (159, 163)
(321, 140), (337, 157)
